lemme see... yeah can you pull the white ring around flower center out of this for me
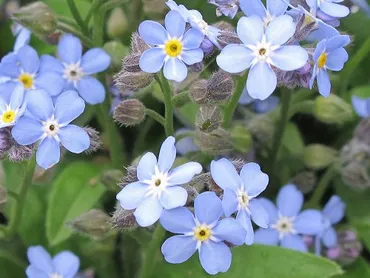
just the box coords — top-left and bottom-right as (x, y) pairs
(271, 215), (296, 239)
(49, 273), (63, 278)
(43, 119), (60, 137)
(63, 63), (84, 83)
(237, 189), (249, 209)
(146, 166), (169, 198)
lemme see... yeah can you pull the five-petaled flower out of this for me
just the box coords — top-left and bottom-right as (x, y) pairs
(116, 136), (202, 227)
(306, 0), (349, 19)
(211, 158), (269, 244)
(352, 95), (370, 118)
(160, 192), (246, 275)
(12, 89), (90, 169)
(255, 184), (323, 252)
(0, 85), (26, 128)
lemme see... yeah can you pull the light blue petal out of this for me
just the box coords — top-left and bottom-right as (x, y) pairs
(222, 188), (238, 217)
(237, 16), (264, 45)
(36, 137), (61, 169)
(159, 186), (188, 209)
(322, 195), (345, 224)
(138, 20), (168, 45)
(14, 27), (31, 52)
(17, 45), (40, 74)
(294, 209), (323, 235)
(134, 196), (163, 227)
(325, 35), (351, 52)
(266, 15), (296, 46)
(52, 251), (80, 277)
(181, 49), (204, 65)
(254, 228), (280, 245)
(240, 162), (269, 197)
(213, 218), (246, 245)
(322, 227), (337, 248)
(281, 234), (308, 252)
(59, 125), (90, 153)
(163, 58), (188, 82)
(58, 34), (82, 64)
(326, 48), (348, 71)
(168, 162), (202, 185)
(165, 10), (186, 38)
(39, 55), (64, 74)
(158, 136), (176, 173)
(0, 61), (21, 78)
(137, 152), (157, 181)
(309, 64), (318, 89)
(259, 197), (278, 224)
(352, 96), (370, 118)
(175, 129), (198, 155)
(315, 234), (322, 255)
(271, 46), (308, 71)
(267, 0), (289, 16)
(0, 82), (16, 103)
(9, 84), (24, 110)
(139, 48), (166, 73)
(81, 48), (111, 74)
(317, 69), (331, 97)
(0, 95), (7, 112)
(11, 117), (43, 145)
(54, 90), (85, 125)
(161, 235), (197, 264)
(247, 62), (277, 100)
(216, 44), (254, 73)
(27, 246), (53, 274)
(26, 266), (48, 278)
(253, 96), (279, 113)
(116, 181), (149, 210)
(182, 28), (204, 49)
(320, 1), (349, 17)
(34, 72), (65, 96)
(239, 0), (267, 17)
(239, 88), (255, 105)
(199, 241), (231, 275)
(249, 199), (269, 228)
(210, 158), (241, 190)
(160, 207), (196, 233)
(26, 89), (54, 121)
(277, 184), (303, 217)
(194, 192), (223, 224)
(309, 20), (340, 41)
(76, 76), (105, 104)
(237, 209), (254, 245)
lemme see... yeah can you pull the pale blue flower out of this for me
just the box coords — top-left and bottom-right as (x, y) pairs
(175, 129), (199, 155)
(160, 192), (246, 275)
(306, 0), (350, 19)
(239, 89), (279, 113)
(255, 184), (323, 252)
(26, 246), (80, 278)
(217, 15), (308, 100)
(309, 35), (350, 97)
(138, 10), (204, 83)
(110, 85), (133, 113)
(352, 96), (370, 118)
(0, 85), (26, 128)
(209, 0), (240, 19)
(40, 34), (111, 104)
(116, 136), (202, 227)
(12, 90), (90, 169)
(210, 158), (269, 244)
(239, 0), (289, 23)
(11, 23), (32, 52)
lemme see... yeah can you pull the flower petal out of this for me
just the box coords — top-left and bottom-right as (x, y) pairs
(54, 90), (85, 125)
(249, 199), (269, 228)
(158, 136), (176, 173)
(181, 49), (204, 65)
(81, 48), (111, 74)
(313, 39), (328, 61)
(9, 84), (24, 110)
(138, 20), (168, 45)
(134, 196), (163, 227)
(182, 28), (204, 49)
(266, 15), (296, 46)
(240, 162), (269, 197)
(163, 58), (188, 82)
(116, 182), (149, 210)
(165, 10), (186, 38)
(247, 62), (277, 100)
(322, 227), (337, 248)
(213, 218), (246, 245)
(320, 1), (349, 18)
(237, 16), (264, 45)
(267, 0), (289, 16)
(26, 266), (48, 278)
(199, 241), (231, 275)
(194, 192), (223, 224)
(76, 76), (105, 104)
(222, 188), (238, 217)
(237, 209), (254, 245)
(259, 197), (278, 224)
(270, 46), (308, 71)
(281, 234), (308, 252)
(326, 48), (348, 71)
(11, 117), (43, 145)
(277, 184), (303, 217)
(17, 45), (40, 74)
(139, 48), (166, 73)
(36, 137), (61, 169)
(26, 89), (54, 121)
(34, 72), (65, 96)
(254, 96), (279, 113)
(14, 27), (31, 52)
(323, 195), (345, 224)
(254, 228), (280, 245)
(137, 152), (157, 181)
(168, 162), (202, 185)
(239, 0), (267, 17)
(160, 207), (196, 233)
(325, 35), (350, 52)
(52, 251), (80, 277)
(58, 34), (82, 64)
(39, 55), (64, 74)
(352, 96), (370, 118)
(160, 186), (188, 209)
(210, 158), (241, 190)
(27, 246), (53, 274)
(216, 44), (254, 74)
(294, 209), (323, 235)
(317, 69), (331, 97)
(161, 235), (197, 264)
(59, 125), (90, 153)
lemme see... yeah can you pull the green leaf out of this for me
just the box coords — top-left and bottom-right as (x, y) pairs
(176, 102), (199, 127)
(46, 162), (106, 246)
(0, 248), (26, 277)
(44, 0), (90, 17)
(154, 245), (342, 278)
(350, 85), (370, 99)
(282, 123), (304, 155)
(335, 258), (370, 277)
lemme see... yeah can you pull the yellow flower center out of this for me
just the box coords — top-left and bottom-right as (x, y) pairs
(165, 39), (183, 57)
(18, 73), (34, 89)
(2, 111), (15, 123)
(317, 53), (327, 69)
(194, 225), (212, 241)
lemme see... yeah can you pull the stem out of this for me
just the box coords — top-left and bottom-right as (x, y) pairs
(288, 100), (314, 119)
(92, 0), (104, 46)
(139, 225), (166, 278)
(223, 73), (247, 128)
(172, 91), (190, 107)
(269, 89), (292, 174)
(56, 22), (93, 47)
(145, 109), (165, 127)
(155, 74), (174, 136)
(67, 0), (90, 37)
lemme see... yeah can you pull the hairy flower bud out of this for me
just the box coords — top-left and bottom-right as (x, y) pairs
(183, 185), (199, 205)
(122, 53), (142, 73)
(110, 204), (138, 230)
(231, 124), (253, 153)
(101, 169), (123, 191)
(121, 165), (138, 187)
(113, 99), (146, 126)
(206, 71), (234, 102)
(303, 144), (338, 170)
(103, 41), (129, 71)
(0, 128), (12, 156)
(0, 185), (7, 212)
(292, 14), (317, 42)
(217, 30), (241, 48)
(195, 128), (233, 155)
(213, 21), (234, 31)
(131, 32), (150, 54)
(196, 105), (222, 133)
(68, 209), (111, 240)
(200, 39), (214, 56)
(314, 95), (354, 125)
(189, 79), (208, 104)
(8, 141), (34, 162)
(354, 118), (370, 145)
(107, 7), (128, 39)
(292, 170), (317, 194)
(114, 70), (153, 91)
(84, 127), (101, 154)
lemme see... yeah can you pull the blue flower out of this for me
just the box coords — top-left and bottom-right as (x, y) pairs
(12, 89), (90, 169)
(116, 136), (202, 227)
(239, 89), (279, 113)
(40, 34), (111, 104)
(254, 184), (323, 252)
(175, 128), (199, 155)
(239, 0), (289, 23)
(210, 158), (269, 244)
(352, 96), (370, 118)
(110, 85), (133, 113)
(11, 23), (32, 52)
(217, 15), (308, 100)
(26, 245), (80, 278)
(160, 192), (246, 275)
(138, 10), (204, 82)
(315, 195), (345, 255)
(0, 85), (26, 128)
(209, 0), (240, 19)
(309, 35), (350, 97)
(306, 0), (350, 19)
(0, 45), (65, 98)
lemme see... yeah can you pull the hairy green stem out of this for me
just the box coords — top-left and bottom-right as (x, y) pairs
(56, 22), (92, 47)
(172, 91), (190, 107)
(145, 109), (165, 127)
(155, 74), (174, 136)
(67, 0), (90, 37)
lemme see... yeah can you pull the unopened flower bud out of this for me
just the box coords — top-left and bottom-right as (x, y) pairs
(103, 41), (129, 71)
(122, 53), (141, 73)
(11, 2), (57, 42)
(195, 128), (233, 155)
(183, 185), (199, 205)
(113, 99), (146, 126)
(121, 165), (138, 187)
(107, 7), (128, 39)
(231, 124), (253, 153)
(131, 32), (149, 54)
(206, 70), (234, 103)
(354, 118), (370, 145)
(114, 70), (153, 91)
(189, 79), (208, 104)
(292, 15), (317, 42)
(101, 169), (123, 191)
(213, 21), (234, 31)
(200, 39), (214, 56)
(8, 142), (34, 162)
(247, 114), (275, 145)
(196, 105), (222, 133)
(84, 127), (101, 154)
(314, 95), (355, 125)
(110, 204), (138, 230)
(190, 62), (203, 73)
(142, 0), (168, 14)
(303, 235), (314, 248)
(217, 30), (241, 48)
(68, 209), (111, 240)
(303, 144), (338, 170)
(0, 185), (7, 212)
(0, 128), (12, 155)
(292, 170), (317, 194)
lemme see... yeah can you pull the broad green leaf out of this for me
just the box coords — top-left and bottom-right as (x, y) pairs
(154, 245), (342, 278)
(282, 123), (304, 155)
(176, 102), (199, 127)
(44, 0), (90, 17)
(0, 248), (26, 277)
(46, 162), (106, 246)
(335, 258), (370, 277)
(350, 86), (370, 99)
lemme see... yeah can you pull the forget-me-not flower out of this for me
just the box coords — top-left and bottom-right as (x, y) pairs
(138, 10), (204, 83)
(217, 15), (308, 100)
(0, 85), (26, 128)
(255, 184), (323, 252)
(209, 0), (240, 19)
(26, 245), (80, 278)
(12, 89), (90, 169)
(160, 192), (246, 275)
(110, 85), (133, 113)
(309, 35), (350, 97)
(352, 96), (370, 118)
(211, 158), (269, 244)
(175, 128), (199, 155)
(12, 23), (32, 53)
(41, 34), (111, 104)
(239, 89), (279, 113)
(315, 195), (345, 255)
(306, 0), (350, 19)
(116, 136), (202, 227)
